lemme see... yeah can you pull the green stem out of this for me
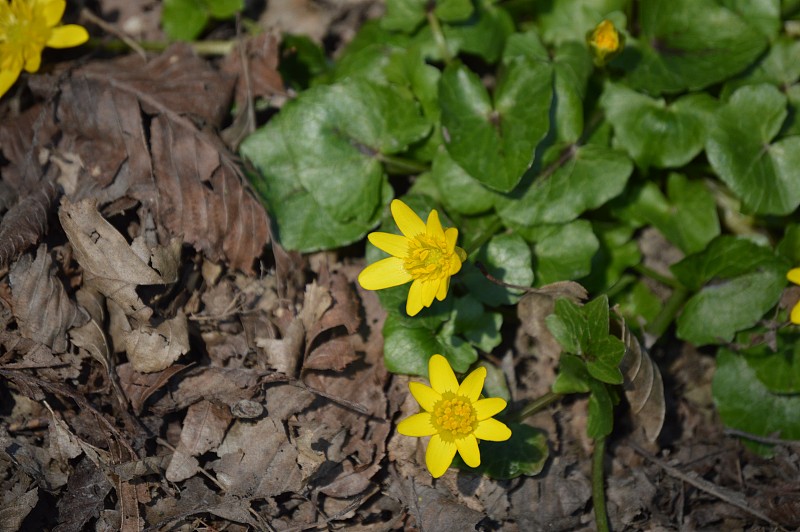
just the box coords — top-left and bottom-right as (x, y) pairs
(426, 10), (452, 65)
(86, 37), (236, 56)
(632, 264), (681, 289)
(377, 154), (429, 175)
(646, 285), (689, 340)
(592, 436), (610, 532)
(508, 391), (562, 422)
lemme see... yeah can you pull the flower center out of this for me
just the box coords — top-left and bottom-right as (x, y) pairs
(404, 233), (453, 281)
(431, 393), (477, 441)
(593, 22), (619, 52)
(0, 1), (51, 55)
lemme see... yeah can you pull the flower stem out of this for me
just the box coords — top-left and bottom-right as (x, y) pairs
(426, 10), (452, 65)
(592, 436), (610, 532)
(632, 263), (681, 289)
(509, 391), (562, 422)
(377, 154), (429, 175)
(646, 285), (689, 340)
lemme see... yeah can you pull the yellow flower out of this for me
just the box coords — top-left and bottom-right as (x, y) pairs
(358, 199), (467, 316)
(586, 19), (624, 66)
(0, 0), (89, 98)
(787, 268), (800, 324)
(397, 354), (512, 478)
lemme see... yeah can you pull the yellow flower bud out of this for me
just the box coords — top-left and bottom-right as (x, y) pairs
(587, 19), (624, 67)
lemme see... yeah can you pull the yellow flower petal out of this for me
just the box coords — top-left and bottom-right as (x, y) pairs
(444, 227), (458, 251)
(23, 52), (41, 73)
(397, 412), (437, 437)
(435, 276), (449, 301)
(455, 434), (481, 467)
(42, 0), (67, 27)
(406, 278), (425, 316)
(473, 397), (507, 421)
(447, 252), (462, 276)
(420, 279), (438, 307)
(792, 302), (800, 325)
(391, 199), (425, 238)
(409, 381), (440, 412)
(425, 209), (445, 239)
(457, 366), (486, 403)
(788, 268), (800, 285)
(0, 67), (21, 98)
(358, 257), (411, 290)
(368, 232), (409, 258)
(46, 24), (89, 48)
(429, 354), (459, 394)
(426, 434), (457, 478)
(474, 418), (512, 441)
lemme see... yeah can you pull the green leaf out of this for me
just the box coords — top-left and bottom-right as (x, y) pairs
(706, 84), (800, 215)
(583, 224), (641, 294)
(439, 60), (552, 192)
(534, 0), (627, 45)
(528, 220), (599, 285)
(452, 296), (503, 353)
(671, 236), (782, 291)
(461, 233), (534, 307)
(722, 38), (800, 99)
(478, 361), (511, 402)
(742, 333), (800, 394)
(435, 0), (474, 22)
(205, 0), (243, 18)
(616, 280), (662, 329)
(162, 0), (209, 41)
(440, 2), (514, 63)
(600, 82), (718, 169)
(718, 0), (781, 38)
(498, 144), (633, 226)
(713, 349), (800, 454)
(619, 0), (767, 94)
(457, 423), (549, 479)
(676, 268), (786, 346)
(621, 174), (720, 254)
(587, 380), (614, 439)
(382, 314), (478, 376)
(241, 80), (430, 251)
(430, 150), (498, 215)
(778, 224), (800, 264)
(553, 354), (591, 394)
(586, 336), (625, 385)
(381, 0), (427, 32)
(546, 298), (585, 355)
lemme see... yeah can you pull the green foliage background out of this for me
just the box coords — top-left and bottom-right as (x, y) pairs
(239, 0), (800, 457)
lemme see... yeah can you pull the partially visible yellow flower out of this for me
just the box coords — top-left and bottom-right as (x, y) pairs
(397, 354), (512, 478)
(358, 199), (467, 316)
(587, 19), (624, 67)
(787, 268), (800, 324)
(0, 0), (89, 98)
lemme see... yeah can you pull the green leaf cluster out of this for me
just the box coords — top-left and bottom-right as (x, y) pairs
(239, 0), (800, 458)
(162, 0), (243, 41)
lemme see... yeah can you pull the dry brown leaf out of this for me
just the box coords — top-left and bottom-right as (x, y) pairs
(0, 181), (59, 269)
(54, 456), (112, 532)
(9, 245), (87, 353)
(166, 400), (232, 483)
(70, 286), (111, 374)
(116, 363), (187, 414)
(149, 367), (263, 414)
(0, 485), (38, 532)
(212, 417), (308, 498)
(125, 311), (190, 373)
(220, 33), (284, 108)
(615, 316), (666, 442)
(58, 198), (176, 323)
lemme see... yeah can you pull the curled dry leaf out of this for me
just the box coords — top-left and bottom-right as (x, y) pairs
(166, 400), (232, 483)
(0, 181), (59, 269)
(615, 317), (666, 442)
(125, 311), (190, 373)
(58, 197), (178, 323)
(69, 286), (111, 374)
(116, 363), (188, 414)
(9, 245), (87, 353)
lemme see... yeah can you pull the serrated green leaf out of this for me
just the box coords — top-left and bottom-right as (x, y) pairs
(162, 0), (209, 41)
(498, 144), (633, 226)
(742, 333), (800, 394)
(546, 298), (585, 355)
(618, 0), (767, 94)
(382, 314), (477, 376)
(456, 423), (549, 479)
(241, 80), (430, 251)
(600, 83), (718, 169)
(553, 354), (591, 394)
(452, 295), (503, 352)
(676, 267), (786, 346)
(713, 349), (800, 454)
(461, 233), (534, 307)
(439, 60), (552, 192)
(587, 380), (614, 438)
(586, 336), (625, 385)
(706, 84), (800, 215)
(205, 0), (243, 18)
(584, 295), (610, 344)
(529, 220), (599, 285)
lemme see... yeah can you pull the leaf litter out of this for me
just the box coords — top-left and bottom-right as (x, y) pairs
(0, 2), (797, 531)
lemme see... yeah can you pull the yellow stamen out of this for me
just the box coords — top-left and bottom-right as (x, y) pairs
(432, 393), (477, 440)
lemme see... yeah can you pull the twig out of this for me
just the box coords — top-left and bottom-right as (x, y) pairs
(724, 428), (800, 447)
(628, 441), (784, 529)
(80, 8), (147, 59)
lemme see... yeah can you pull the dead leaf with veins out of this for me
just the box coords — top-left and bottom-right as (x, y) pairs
(125, 311), (190, 373)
